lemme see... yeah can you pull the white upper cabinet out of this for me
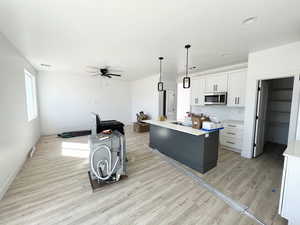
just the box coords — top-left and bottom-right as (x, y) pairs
(190, 77), (205, 106)
(205, 73), (228, 92)
(227, 69), (247, 107)
(189, 68), (247, 107)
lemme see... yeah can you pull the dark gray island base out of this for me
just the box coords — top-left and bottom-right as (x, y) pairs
(149, 124), (219, 173)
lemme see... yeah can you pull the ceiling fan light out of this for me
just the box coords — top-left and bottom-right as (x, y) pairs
(183, 77), (191, 89)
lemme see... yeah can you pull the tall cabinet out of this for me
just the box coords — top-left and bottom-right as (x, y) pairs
(227, 70), (247, 107)
(190, 77), (205, 106)
(279, 143), (300, 225)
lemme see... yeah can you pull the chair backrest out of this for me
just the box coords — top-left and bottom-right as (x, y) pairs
(91, 112), (100, 136)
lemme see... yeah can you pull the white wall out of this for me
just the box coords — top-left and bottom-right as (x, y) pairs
(38, 71), (131, 135)
(131, 74), (160, 122)
(243, 41), (300, 158)
(0, 33), (40, 199)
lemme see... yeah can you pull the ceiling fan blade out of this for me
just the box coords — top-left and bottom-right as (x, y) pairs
(99, 65), (123, 72)
(107, 73), (121, 77)
(86, 68), (100, 73)
(101, 74), (112, 78)
(108, 69), (123, 73)
(86, 65), (101, 70)
(87, 71), (100, 74)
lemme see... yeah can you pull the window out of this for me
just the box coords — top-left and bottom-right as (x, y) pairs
(176, 82), (191, 121)
(24, 69), (38, 121)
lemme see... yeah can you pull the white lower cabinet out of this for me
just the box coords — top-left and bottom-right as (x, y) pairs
(220, 120), (244, 153)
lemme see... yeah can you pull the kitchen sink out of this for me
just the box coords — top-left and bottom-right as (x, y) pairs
(171, 121), (184, 126)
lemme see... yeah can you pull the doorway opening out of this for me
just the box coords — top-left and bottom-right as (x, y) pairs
(253, 77), (294, 158)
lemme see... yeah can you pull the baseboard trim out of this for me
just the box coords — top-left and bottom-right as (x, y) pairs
(0, 137), (40, 200)
(0, 153), (28, 200)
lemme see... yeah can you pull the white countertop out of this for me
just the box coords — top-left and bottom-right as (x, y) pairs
(144, 120), (211, 136)
(284, 140), (300, 158)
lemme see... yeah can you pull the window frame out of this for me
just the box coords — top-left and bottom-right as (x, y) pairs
(24, 69), (38, 121)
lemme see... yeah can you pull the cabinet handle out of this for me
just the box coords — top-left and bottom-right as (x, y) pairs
(237, 97), (240, 104)
(234, 97), (237, 104)
(226, 141), (235, 144)
(216, 84), (218, 91)
(227, 132), (236, 135)
(195, 98), (198, 104)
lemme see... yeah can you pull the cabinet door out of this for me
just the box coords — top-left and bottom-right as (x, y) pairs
(190, 78), (205, 105)
(205, 76), (216, 92)
(205, 73), (228, 92)
(280, 156), (300, 222)
(227, 70), (246, 107)
(215, 74), (228, 92)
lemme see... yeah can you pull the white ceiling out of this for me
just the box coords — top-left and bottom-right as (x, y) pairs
(0, 0), (300, 80)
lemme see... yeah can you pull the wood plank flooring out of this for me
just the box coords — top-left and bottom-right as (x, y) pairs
(0, 127), (287, 225)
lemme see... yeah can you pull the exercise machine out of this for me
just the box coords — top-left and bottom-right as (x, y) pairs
(89, 113), (126, 185)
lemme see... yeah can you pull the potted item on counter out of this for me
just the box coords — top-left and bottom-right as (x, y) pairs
(182, 112), (193, 127)
(159, 115), (167, 121)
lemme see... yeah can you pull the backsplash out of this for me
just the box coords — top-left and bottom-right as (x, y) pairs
(191, 106), (245, 122)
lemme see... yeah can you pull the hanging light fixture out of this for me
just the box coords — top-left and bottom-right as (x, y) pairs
(183, 44), (191, 89)
(157, 57), (164, 92)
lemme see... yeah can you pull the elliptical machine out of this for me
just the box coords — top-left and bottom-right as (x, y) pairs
(88, 113), (126, 186)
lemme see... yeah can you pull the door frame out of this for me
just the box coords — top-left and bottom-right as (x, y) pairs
(252, 75), (297, 158)
(252, 80), (269, 157)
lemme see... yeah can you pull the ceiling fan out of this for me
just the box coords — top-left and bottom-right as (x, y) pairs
(86, 66), (122, 78)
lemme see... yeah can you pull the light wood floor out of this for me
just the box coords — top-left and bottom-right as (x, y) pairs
(0, 127), (287, 225)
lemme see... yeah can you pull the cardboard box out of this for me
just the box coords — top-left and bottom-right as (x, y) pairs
(133, 122), (150, 132)
(192, 116), (201, 129)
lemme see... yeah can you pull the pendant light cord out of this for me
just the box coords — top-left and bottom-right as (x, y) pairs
(160, 59), (162, 82)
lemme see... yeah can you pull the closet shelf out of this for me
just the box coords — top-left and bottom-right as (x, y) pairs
(271, 88), (293, 91)
(269, 99), (292, 102)
(268, 121), (290, 126)
(269, 110), (291, 114)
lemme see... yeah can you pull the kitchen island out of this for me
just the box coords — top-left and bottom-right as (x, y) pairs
(145, 120), (220, 173)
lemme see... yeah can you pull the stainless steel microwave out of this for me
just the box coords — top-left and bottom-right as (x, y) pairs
(204, 92), (227, 105)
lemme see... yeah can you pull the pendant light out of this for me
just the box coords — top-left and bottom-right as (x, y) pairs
(157, 57), (164, 92)
(183, 44), (191, 89)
